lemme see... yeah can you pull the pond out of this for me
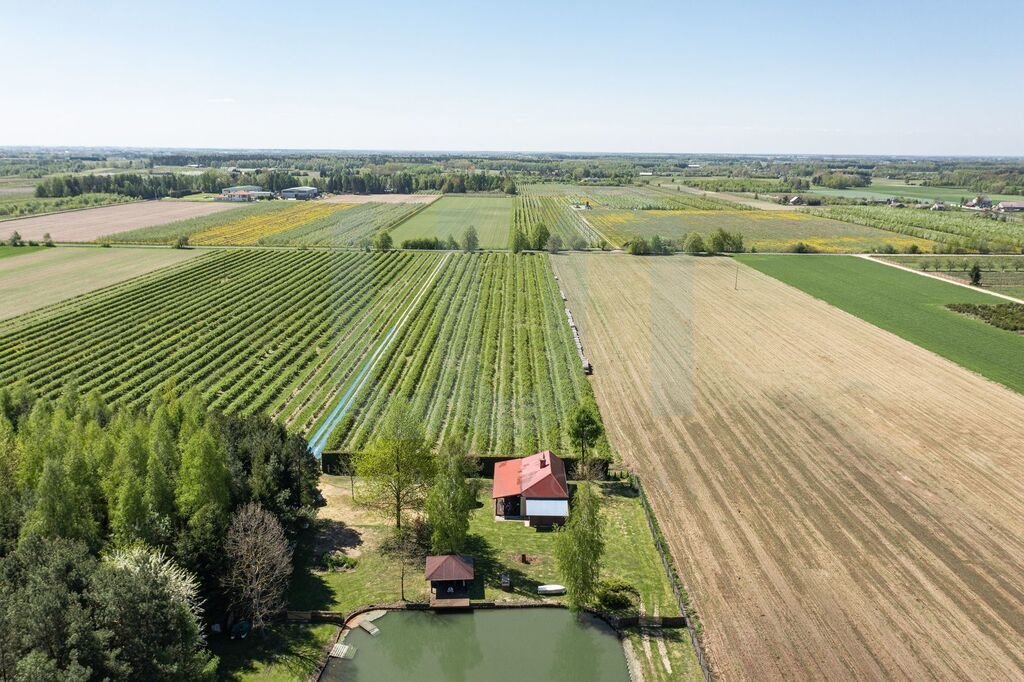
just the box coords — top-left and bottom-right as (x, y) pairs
(322, 608), (630, 681)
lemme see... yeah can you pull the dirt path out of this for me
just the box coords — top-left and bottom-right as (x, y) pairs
(554, 253), (1024, 680)
(866, 254), (1024, 304)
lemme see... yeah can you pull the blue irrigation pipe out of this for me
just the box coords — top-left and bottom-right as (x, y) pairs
(306, 253), (450, 457)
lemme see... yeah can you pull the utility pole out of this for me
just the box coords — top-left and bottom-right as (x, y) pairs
(734, 261), (740, 290)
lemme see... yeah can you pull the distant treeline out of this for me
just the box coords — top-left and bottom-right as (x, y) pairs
(326, 170), (515, 195)
(811, 172), (871, 190)
(36, 169), (517, 199)
(922, 169), (1024, 195)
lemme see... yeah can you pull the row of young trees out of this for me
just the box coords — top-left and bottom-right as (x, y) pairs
(627, 229), (746, 255)
(354, 398), (606, 610)
(0, 381), (320, 678)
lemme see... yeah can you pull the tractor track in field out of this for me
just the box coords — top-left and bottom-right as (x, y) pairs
(554, 253), (1024, 681)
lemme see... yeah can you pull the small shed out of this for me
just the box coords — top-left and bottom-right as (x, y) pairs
(426, 554), (474, 607)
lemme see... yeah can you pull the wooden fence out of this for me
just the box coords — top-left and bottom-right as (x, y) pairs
(631, 474), (714, 681)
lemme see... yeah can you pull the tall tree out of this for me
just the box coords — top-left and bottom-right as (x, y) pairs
(354, 398), (434, 529)
(546, 233), (563, 254)
(111, 474), (147, 544)
(222, 503), (292, 634)
(91, 546), (215, 680)
(463, 226), (479, 253)
(426, 437), (474, 554)
(20, 457), (97, 548)
(510, 225), (530, 254)
(532, 222), (551, 251)
(176, 429), (231, 520)
(568, 401), (604, 467)
(0, 536), (105, 680)
(555, 482), (605, 611)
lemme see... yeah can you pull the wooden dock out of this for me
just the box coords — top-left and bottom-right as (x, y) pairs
(430, 596), (471, 609)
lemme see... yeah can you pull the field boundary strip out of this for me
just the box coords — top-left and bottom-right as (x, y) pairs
(382, 199), (439, 234)
(631, 474), (714, 681)
(864, 254), (1024, 304)
(307, 252), (452, 455)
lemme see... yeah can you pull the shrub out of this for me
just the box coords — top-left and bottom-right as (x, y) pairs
(597, 579), (639, 611)
(789, 242), (817, 254)
(322, 551), (358, 571)
(683, 232), (705, 254)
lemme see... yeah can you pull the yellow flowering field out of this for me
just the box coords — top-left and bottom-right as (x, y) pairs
(190, 203), (344, 245)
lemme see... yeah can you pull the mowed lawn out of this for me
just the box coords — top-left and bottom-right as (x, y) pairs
(738, 255), (1024, 393)
(0, 246), (206, 321)
(388, 195), (512, 248)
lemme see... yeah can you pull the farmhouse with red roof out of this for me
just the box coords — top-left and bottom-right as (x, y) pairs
(492, 451), (570, 528)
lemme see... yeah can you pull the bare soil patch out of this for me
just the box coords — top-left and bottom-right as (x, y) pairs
(3, 200), (238, 242)
(554, 253), (1024, 680)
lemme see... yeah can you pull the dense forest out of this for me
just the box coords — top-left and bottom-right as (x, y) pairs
(0, 381), (319, 679)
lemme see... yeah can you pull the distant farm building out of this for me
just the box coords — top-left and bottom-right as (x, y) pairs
(963, 196), (993, 209)
(996, 201), (1024, 213)
(220, 189), (274, 202)
(492, 451), (569, 528)
(426, 554), (474, 608)
(281, 186), (319, 200)
(788, 195), (804, 206)
(222, 185), (262, 194)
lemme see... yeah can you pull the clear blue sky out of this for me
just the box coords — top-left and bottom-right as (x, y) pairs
(2, 0), (1021, 155)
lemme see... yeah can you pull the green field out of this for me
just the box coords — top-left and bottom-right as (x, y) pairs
(0, 251), (445, 430)
(737, 255), (1024, 394)
(810, 205), (1024, 250)
(0, 250), (591, 455)
(807, 177), (1024, 204)
(388, 195), (513, 248)
(0, 245), (45, 259)
(0, 192), (131, 221)
(261, 202), (425, 247)
(0, 245), (205, 320)
(330, 252), (596, 456)
(876, 255), (1024, 299)
(587, 208), (934, 252)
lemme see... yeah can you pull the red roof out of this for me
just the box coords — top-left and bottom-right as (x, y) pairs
(492, 451), (569, 499)
(425, 554), (475, 581)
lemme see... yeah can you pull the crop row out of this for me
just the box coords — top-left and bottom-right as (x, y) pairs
(0, 250), (442, 432)
(103, 201), (286, 244)
(513, 191), (602, 244)
(330, 252), (592, 455)
(261, 202), (424, 247)
(190, 202), (344, 245)
(812, 206), (1024, 250)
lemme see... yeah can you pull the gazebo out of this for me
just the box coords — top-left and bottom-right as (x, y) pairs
(425, 554), (474, 608)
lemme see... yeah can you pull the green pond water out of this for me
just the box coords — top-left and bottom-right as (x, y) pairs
(323, 608), (629, 682)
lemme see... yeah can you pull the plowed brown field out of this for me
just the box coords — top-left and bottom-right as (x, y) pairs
(553, 253), (1024, 681)
(4, 200), (238, 242)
